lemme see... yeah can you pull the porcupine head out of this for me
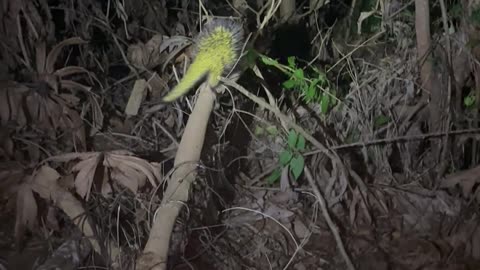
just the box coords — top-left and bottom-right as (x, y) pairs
(162, 18), (245, 102)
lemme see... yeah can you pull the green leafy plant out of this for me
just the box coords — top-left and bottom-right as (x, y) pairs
(470, 8), (480, 27)
(374, 114), (390, 128)
(464, 93), (476, 109)
(254, 124), (279, 137)
(259, 54), (337, 111)
(266, 129), (306, 184)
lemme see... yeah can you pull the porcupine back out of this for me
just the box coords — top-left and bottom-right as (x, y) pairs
(162, 18), (244, 102)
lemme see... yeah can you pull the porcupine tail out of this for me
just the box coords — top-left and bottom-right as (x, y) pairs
(162, 18), (244, 102)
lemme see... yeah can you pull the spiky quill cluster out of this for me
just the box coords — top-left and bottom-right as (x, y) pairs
(162, 18), (244, 102)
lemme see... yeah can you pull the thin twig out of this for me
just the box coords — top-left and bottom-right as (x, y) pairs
(438, 0), (453, 176)
(221, 78), (331, 156)
(304, 167), (355, 270)
(327, 30), (385, 73)
(222, 78), (355, 268)
(16, 13), (32, 71)
(304, 128), (480, 156)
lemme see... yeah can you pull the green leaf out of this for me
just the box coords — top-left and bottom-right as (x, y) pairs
(254, 126), (264, 136)
(279, 150), (293, 166)
(290, 155), (305, 180)
(330, 90), (337, 105)
(464, 95), (476, 108)
(293, 69), (304, 80)
(287, 130), (298, 149)
(245, 49), (259, 68)
(311, 65), (321, 74)
(260, 55), (279, 66)
(296, 135), (305, 151)
(305, 80), (318, 103)
(299, 80), (308, 92)
(266, 125), (278, 136)
(320, 94), (330, 114)
(282, 79), (296, 89)
(288, 56), (296, 68)
(305, 90), (315, 103)
(317, 72), (327, 83)
(374, 115), (390, 128)
(266, 168), (282, 184)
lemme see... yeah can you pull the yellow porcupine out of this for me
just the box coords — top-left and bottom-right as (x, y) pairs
(162, 18), (245, 102)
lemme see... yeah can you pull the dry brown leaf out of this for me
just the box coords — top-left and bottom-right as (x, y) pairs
(72, 154), (101, 200)
(0, 40), (93, 153)
(128, 43), (149, 68)
(0, 81), (29, 126)
(110, 167), (142, 194)
(27, 144), (41, 163)
(46, 97), (62, 130)
(25, 94), (41, 123)
(65, 107), (87, 150)
(46, 206), (59, 231)
(14, 183), (38, 245)
(45, 37), (88, 74)
(0, 164), (26, 199)
(147, 72), (169, 99)
(473, 226), (480, 259)
(38, 73), (59, 92)
(35, 41), (47, 74)
(109, 149), (133, 156)
(60, 80), (92, 93)
(128, 34), (190, 69)
(58, 174), (75, 190)
(54, 66), (91, 78)
(107, 153), (160, 187)
(47, 151), (160, 198)
(293, 218), (310, 239)
(100, 167), (112, 196)
(440, 165), (480, 198)
(89, 95), (104, 136)
(0, 128), (14, 158)
(30, 165), (61, 200)
(0, 87), (10, 125)
(58, 93), (80, 105)
(160, 36), (192, 66)
(0, 36), (95, 145)
(280, 166), (290, 192)
(46, 152), (98, 163)
(125, 79), (147, 116)
(32, 92), (87, 149)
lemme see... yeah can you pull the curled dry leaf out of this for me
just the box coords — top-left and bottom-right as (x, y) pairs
(0, 81), (29, 127)
(0, 80), (89, 152)
(22, 90), (87, 149)
(45, 152), (98, 163)
(0, 127), (14, 158)
(0, 163), (27, 200)
(107, 152), (160, 187)
(44, 37), (88, 74)
(30, 165), (61, 200)
(47, 151), (161, 200)
(128, 34), (191, 70)
(440, 165), (480, 199)
(128, 34), (164, 69)
(110, 166), (145, 194)
(72, 154), (102, 200)
(8, 36), (97, 150)
(88, 94), (104, 136)
(60, 80), (92, 93)
(54, 66), (92, 78)
(14, 182), (38, 246)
